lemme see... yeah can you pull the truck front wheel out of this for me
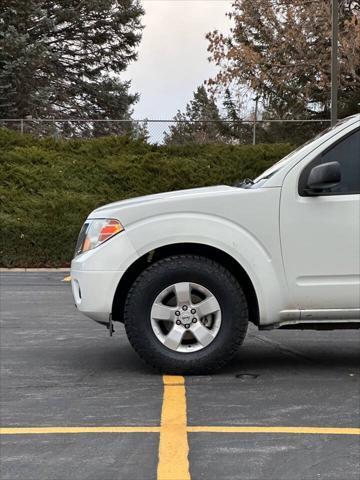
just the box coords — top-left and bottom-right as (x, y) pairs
(124, 255), (248, 374)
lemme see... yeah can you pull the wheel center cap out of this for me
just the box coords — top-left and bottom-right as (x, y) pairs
(180, 313), (191, 325)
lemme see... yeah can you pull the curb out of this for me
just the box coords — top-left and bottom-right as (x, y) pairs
(0, 268), (70, 272)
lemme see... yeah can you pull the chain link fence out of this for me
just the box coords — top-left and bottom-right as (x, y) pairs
(0, 118), (332, 145)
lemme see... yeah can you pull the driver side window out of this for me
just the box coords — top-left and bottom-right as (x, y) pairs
(299, 128), (360, 196)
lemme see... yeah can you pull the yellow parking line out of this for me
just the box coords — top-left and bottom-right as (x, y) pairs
(1, 375), (359, 480)
(2, 425), (358, 437)
(0, 426), (160, 435)
(62, 275), (71, 282)
(157, 375), (190, 480)
(187, 426), (360, 435)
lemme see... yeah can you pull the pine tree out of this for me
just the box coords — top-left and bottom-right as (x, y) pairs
(221, 88), (252, 144)
(164, 86), (253, 145)
(164, 86), (230, 145)
(0, 0), (144, 133)
(164, 86), (224, 145)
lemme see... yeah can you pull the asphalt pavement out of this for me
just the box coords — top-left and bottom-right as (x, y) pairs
(0, 272), (359, 480)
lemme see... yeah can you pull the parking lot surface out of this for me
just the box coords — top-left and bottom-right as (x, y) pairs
(1, 272), (359, 480)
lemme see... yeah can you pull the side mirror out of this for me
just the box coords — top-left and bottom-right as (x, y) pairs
(306, 161), (341, 194)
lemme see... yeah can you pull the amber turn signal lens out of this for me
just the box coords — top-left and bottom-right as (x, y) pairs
(99, 220), (123, 243)
(82, 236), (92, 253)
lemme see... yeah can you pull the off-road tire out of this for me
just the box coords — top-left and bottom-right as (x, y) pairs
(124, 255), (248, 374)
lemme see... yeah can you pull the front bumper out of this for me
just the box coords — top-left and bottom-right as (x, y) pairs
(71, 269), (124, 324)
(70, 231), (139, 324)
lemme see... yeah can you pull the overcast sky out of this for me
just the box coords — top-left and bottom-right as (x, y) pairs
(125, 0), (232, 120)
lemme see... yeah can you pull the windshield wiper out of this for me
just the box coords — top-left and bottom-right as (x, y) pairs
(234, 178), (254, 188)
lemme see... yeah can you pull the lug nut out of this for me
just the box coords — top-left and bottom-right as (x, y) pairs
(192, 318), (197, 323)
(175, 311), (180, 316)
(176, 320), (181, 325)
(191, 308), (196, 314)
(182, 305), (188, 311)
(185, 324), (190, 329)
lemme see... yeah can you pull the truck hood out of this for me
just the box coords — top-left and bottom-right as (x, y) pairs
(91, 185), (235, 217)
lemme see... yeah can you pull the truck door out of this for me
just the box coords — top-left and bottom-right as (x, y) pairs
(280, 126), (360, 314)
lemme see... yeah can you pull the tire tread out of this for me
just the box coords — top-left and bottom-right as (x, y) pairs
(124, 254), (248, 374)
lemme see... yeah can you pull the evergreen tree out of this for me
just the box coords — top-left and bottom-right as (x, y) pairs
(221, 88), (252, 144)
(164, 86), (225, 145)
(164, 86), (252, 145)
(0, 0), (144, 132)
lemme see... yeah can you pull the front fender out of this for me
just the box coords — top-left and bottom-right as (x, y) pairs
(124, 213), (287, 325)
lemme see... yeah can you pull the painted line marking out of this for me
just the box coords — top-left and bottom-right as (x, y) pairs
(1, 375), (359, 480)
(1, 426), (359, 436)
(157, 375), (190, 480)
(62, 275), (72, 282)
(0, 427), (160, 435)
(187, 426), (360, 435)
(0, 268), (70, 272)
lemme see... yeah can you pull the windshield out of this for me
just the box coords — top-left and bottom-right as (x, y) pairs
(240, 117), (355, 189)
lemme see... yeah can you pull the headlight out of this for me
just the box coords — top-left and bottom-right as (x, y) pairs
(74, 218), (124, 257)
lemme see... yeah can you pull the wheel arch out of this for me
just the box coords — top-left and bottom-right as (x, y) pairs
(112, 242), (260, 326)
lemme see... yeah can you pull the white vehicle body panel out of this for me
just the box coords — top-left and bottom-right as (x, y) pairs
(279, 120), (359, 312)
(72, 187), (287, 325)
(71, 115), (360, 327)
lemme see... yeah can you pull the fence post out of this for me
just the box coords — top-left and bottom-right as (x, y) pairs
(331, 0), (338, 127)
(20, 119), (24, 134)
(252, 97), (259, 145)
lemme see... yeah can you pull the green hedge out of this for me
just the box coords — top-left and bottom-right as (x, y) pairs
(0, 128), (293, 267)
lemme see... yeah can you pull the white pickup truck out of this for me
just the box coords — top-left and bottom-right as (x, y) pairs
(71, 114), (360, 373)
